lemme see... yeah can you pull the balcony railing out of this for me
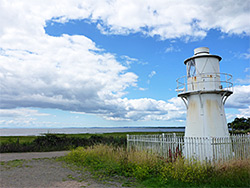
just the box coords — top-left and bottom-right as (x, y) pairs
(176, 72), (233, 93)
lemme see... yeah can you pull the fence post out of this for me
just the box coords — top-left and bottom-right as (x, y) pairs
(162, 133), (165, 156)
(127, 134), (129, 152)
(125, 134), (250, 163)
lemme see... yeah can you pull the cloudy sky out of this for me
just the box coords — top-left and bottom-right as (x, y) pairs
(0, 0), (249, 128)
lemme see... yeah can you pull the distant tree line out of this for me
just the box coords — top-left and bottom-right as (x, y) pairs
(228, 117), (250, 134)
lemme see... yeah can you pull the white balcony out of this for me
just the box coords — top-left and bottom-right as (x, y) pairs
(176, 72), (233, 94)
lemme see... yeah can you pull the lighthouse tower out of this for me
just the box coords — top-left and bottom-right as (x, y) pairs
(176, 47), (233, 137)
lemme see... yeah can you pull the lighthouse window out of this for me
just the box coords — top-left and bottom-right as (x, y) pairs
(187, 59), (196, 77)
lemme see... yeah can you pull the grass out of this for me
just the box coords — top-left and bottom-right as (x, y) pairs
(0, 134), (127, 153)
(0, 159), (28, 169)
(0, 131), (182, 143)
(0, 136), (36, 144)
(62, 144), (250, 187)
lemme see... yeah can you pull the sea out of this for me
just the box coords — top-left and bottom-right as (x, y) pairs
(0, 127), (185, 136)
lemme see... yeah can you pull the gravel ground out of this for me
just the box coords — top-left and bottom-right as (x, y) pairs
(0, 151), (70, 162)
(0, 152), (135, 188)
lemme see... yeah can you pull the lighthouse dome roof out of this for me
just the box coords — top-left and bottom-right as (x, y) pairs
(184, 47), (222, 65)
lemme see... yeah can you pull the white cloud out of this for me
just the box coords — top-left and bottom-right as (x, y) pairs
(235, 75), (250, 84)
(233, 49), (250, 60)
(102, 97), (186, 121)
(165, 44), (181, 53)
(1, 1), (248, 41)
(0, 0), (249, 124)
(0, 34), (138, 113)
(139, 87), (148, 91)
(226, 85), (250, 109)
(70, 111), (86, 115)
(224, 84), (250, 120)
(241, 49), (250, 59)
(148, 71), (156, 78)
(237, 106), (250, 118)
(0, 108), (51, 128)
(147, 71), (156, 84)
(120, 55), (138, 66)
(165, 46), (175, 53)
(0, 108), (50, 117)
(244, 68), (250, 72)
(0, 1), (185, 123)
(88, 0), (249, 39)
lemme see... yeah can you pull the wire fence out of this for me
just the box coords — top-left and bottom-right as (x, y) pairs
(127, 133), (250, 163)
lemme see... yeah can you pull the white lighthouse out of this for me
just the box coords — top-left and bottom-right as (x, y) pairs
(176, 47), (233, 138)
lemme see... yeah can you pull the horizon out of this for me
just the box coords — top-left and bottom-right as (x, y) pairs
(0, 1), (249, 128)
(1, 125), (186, 129)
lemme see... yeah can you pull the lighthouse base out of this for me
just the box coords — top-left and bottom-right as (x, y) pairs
(183, 92), (230, 138)
(183, 136), (233, 162)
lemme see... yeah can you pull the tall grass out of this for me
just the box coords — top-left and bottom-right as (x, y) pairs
(63, 144), (250, 187)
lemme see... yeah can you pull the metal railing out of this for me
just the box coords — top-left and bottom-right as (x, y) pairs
(176, 72), (233, 93)
(127, 134), (250, 164)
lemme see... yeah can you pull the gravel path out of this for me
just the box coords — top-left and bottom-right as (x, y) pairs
(0, 152), (134, 188)
(0, 151), (70, 162)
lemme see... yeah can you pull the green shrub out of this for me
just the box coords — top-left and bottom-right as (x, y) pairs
(0, 134), (126, 153)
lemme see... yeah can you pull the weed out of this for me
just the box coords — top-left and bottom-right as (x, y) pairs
(1, 159), (27, 169)
(67, 174), (76, 180)
(63, 144), (250, 187)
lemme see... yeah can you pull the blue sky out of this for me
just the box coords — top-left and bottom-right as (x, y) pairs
(0, 0), (249, 128)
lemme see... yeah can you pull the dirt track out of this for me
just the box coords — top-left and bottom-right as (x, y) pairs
(0, 152), (132, 188)
(0, 151), (70, 162)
